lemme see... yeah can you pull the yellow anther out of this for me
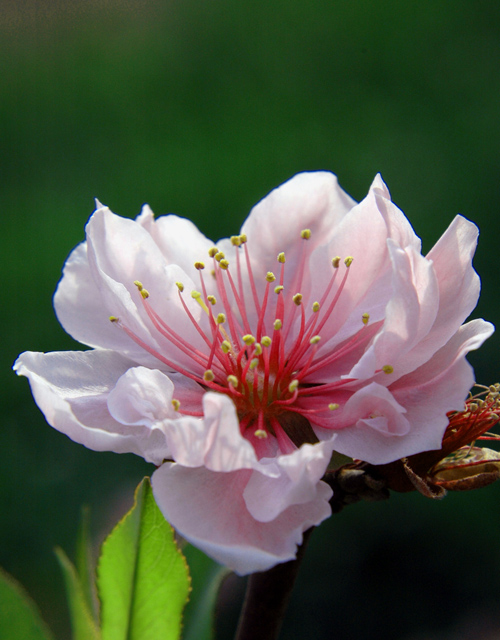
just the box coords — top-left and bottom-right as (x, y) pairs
(109, 316), (119, 323)
(221, 340), (232, 353)
(261, 336), (272, 347)
(133, 280), (143, 290)
(310, 335), (321, 345)
(243, 334), (256, 346)
(312, 302), (320, 312)
(194, 261), (205, 270)
(227, 375), (239, 387)
(215, 251), (225, 262)
(273, 319), (282, 331)
(274, 285), (284, 294)
(250, 358), (259, 370)
(176, 281), (184, 292)
(208, 247), (218, 258)
(254, 343), (262, 356)
(332, 256), (341, 268)
(344, 256), (354, 267)
(210, 269), (216, 277)
(207, 295), (217, 305)
(140, 288), (150, 299)
(300, 229), (311, 239)
(203, 370), (215, 382)
(216, 313), (226, 324)
(288, 379), (299, 393)
(230, 235), (241, 246)
(171, 399), (181, 411)
(469, 402), (479, 412)
(240, 233), (247, 244)
(277, 252), (286, 263)
(362, 313), (370, 325)
(219, 259), (229, 270)
(382, 365), (394, 375)
(329, 403), (340, 411)
(254, 429), (268, 439)
(191, 290), (201, 299)
(266, 272), (276, 283)
(293, 293), (303, 306)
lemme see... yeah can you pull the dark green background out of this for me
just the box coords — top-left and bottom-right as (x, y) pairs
(2, 1), (500, 638)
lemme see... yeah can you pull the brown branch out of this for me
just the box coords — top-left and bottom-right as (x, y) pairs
(233, 528), (313, 640)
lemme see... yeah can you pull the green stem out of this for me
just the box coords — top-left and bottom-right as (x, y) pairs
(233, 528), (313, 640)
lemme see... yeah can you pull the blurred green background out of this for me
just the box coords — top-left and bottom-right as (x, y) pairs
(2, 0), (500, 638)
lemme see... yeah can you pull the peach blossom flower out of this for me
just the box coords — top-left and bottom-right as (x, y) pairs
(14, 173), (493, 573)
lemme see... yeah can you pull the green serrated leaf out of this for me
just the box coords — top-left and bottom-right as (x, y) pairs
(55, 547), (101, 640)
(0, 566), (55, 640)
(182, 545), (230, 640)
(97, 477), (190, 640)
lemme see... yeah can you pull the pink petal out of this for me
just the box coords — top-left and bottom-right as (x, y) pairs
(137, 207), (215, 282)
(370, 174), (422, 251)
(241, 172), (356, 274)
(13, 350), (169, 463)
(243, 440), (336, 522)
(152, 464), (332, 575)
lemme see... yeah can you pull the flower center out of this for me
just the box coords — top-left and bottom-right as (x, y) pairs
(110, 229), (381, 452)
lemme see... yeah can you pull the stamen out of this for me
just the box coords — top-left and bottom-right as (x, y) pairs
(362, 312), (370, 325)
(227, 375), (239, 387)
(191, 290), (209, 314)
(329, 403), (340, 410)
(134, 281), (149, 299)
(171, 399), (181, 411)
(382, 365), (394, 374)
(300, 229), (311, 239)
